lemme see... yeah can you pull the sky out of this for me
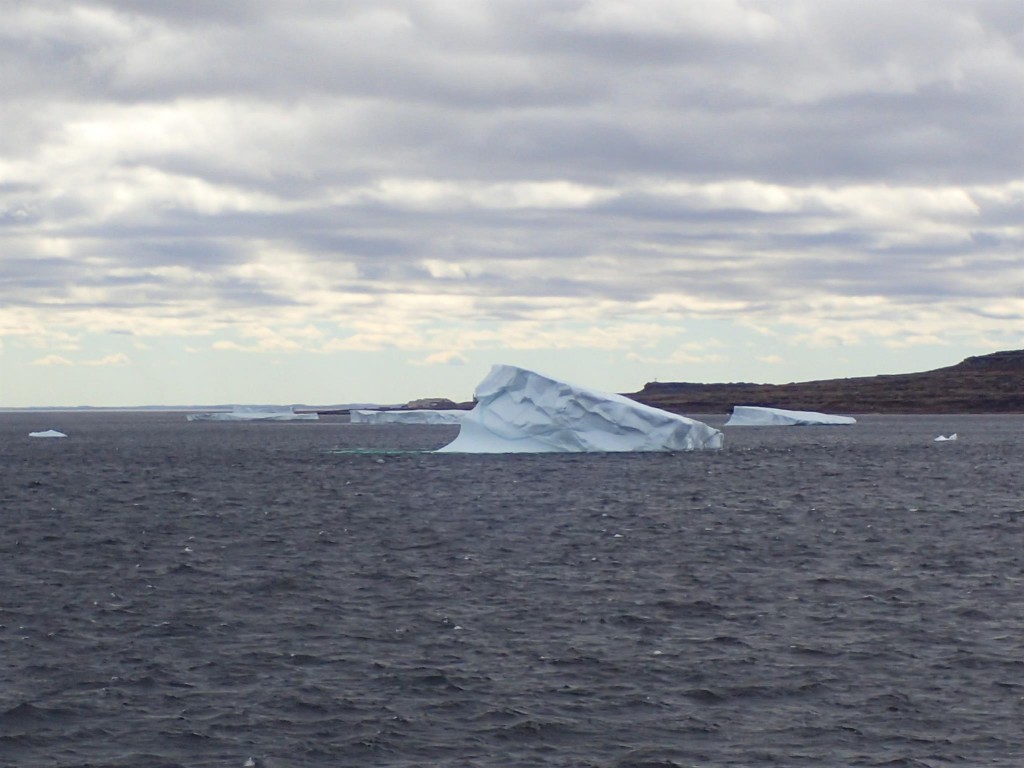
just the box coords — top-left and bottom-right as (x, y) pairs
(2, 0), (1023, 407)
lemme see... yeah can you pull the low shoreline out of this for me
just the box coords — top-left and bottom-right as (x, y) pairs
(628, 349), (1024, 415)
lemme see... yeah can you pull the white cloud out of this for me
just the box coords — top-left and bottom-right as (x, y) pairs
(30, 354), (74, 366)
(421, 259), (476, 279)
(368, 179), (617, 211)
(627, 338), (727, 366)
(413, 350), (468, 366)
(209, 326), (307, 353)
(212, 340), (246, 351)
(566, 0), (781, 43)
(84, 352), (129, 366)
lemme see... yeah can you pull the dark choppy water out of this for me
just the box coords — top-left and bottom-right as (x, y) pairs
(2, 411), (1023, 767)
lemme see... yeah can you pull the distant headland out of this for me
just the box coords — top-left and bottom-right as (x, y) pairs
(628, 349), (1024, 414)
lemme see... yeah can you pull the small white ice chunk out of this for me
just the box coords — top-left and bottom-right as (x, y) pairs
(437, 364), (723, 453)
(29, 429), (67, 438)
(934, 433), (958, 442)
(724, 405), (856, 426)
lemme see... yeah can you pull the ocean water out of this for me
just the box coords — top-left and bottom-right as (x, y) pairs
(1, 411), (1023, 767)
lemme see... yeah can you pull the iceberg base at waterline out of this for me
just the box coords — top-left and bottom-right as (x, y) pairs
(29, 429), (67, 438)
(187, 405), (319, 422)
(724, 405), (856, 427)
(350, 409), (466, 425)
(437, 365), (723, 453)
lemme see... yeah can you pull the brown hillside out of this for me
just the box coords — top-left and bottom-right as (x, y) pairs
(629, 349), (1024, 414)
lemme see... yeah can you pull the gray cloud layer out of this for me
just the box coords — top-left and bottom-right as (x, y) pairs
(2, 0), (1023, 359)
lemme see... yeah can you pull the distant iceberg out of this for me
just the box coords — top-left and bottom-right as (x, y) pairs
(29, 429), (67, 438)
(934, 433), (958, 442)
(187, 405), (319, 422)
(437, 364), (723, 453)
(350, 409), (466, 425)
(725, 405), (856, 426)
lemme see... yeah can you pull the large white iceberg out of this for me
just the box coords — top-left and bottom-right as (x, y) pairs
(724, 405), (856, 426)
(29, 429), (67, 438)
(437, 364), (723, 453)
(350, 409), (466, 425)
(187, 405), (319, 422)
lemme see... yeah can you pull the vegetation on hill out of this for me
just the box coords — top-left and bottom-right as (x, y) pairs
(629, 350), (1024, 414)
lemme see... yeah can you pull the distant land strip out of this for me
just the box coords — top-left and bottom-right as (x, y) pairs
(627, 349), (1024, 415)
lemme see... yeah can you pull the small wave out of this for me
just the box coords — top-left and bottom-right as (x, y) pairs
(485, 715), (580, 743)
(682, 687), (726, 703)
(0, 701), (75, 726)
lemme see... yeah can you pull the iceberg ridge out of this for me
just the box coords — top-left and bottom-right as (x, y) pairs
(725, 405), (856, 426)
(187, 405), (318, 422)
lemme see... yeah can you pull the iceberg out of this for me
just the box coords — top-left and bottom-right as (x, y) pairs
(437, 364), (723, 453)
(934, 433), (958, 442)
(724, 405), (856, 426)
(350, 409), (466, 425)
(187, 405), (319, 422)
(29, 429), (67, 438)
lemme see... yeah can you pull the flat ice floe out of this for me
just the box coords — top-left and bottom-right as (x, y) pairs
(350, 409), (466, 425)
(29, 429), (67, 438)
(437, 364), (723, 453)
(725, 405), (856, 426)
(187, 405), (318, 422)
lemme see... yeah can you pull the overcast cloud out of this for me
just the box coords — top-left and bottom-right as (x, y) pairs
(2, 0), (1023, 405)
